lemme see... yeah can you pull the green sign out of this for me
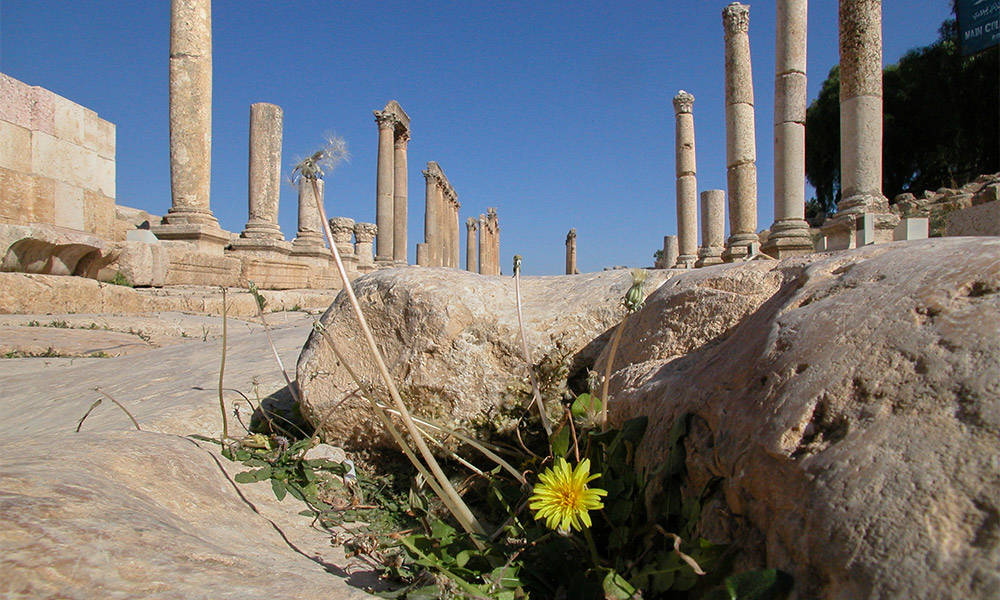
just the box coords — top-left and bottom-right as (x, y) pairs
(958, 0), (1000, 55)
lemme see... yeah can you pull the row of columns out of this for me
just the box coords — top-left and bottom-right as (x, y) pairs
(374, 101), (411, 266)
(416, 161), (460, 267)
(669, 0), (882, 267)
(479, 209), (501, 275)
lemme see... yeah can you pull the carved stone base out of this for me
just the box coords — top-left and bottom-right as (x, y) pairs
(674, 254), (697, 269)
(162, 242), (241, 286)
(722, 234), (759, 262)
(694, 247), (724, 268)
(150, 222), (230, 255)
(820, 207), (899, 251)
(761, 220), (814, 259)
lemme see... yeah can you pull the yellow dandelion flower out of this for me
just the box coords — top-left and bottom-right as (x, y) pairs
(529, 457), (608, 532)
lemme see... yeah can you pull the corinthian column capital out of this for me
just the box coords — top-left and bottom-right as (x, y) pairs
(723, 2), (750, 35)
(672, 90), (695, 114)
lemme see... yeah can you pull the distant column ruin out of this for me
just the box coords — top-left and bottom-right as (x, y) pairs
(660, 235), (679, 269)
(478, 209), (500, 275)
(478, 214), (489, 274)
(241, 103), (284, 240)
(354, 222), (377, 274)
(763, 0), (814, 258)
(721, 2), (759, 262)
(696, 190), (725, 267)
(466, 217), (478, 272)
(821, 0), (898, 249)
(418, 161), (458, 267)
(393, 131), (410, 265)
(673, 90), (698, 268)
(291, 178), (328, 264)
(565, 228), (578, 274)
(373, 101), (410, 266)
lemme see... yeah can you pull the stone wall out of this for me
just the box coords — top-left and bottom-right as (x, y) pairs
(0, 72), (116, 239)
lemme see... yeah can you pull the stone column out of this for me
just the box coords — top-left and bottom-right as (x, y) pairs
(565, 228), (578, 274)
(292, 178), (327, 258)
(663, 235), (679, 269)
(763, 0), (814, 258)
(354, 222), (377, 273)
(164, 0), (215, 227)
(466, 217), (478, 272)
(673, 90), (698, 268)
(722, 2), (760, 262)
(452, 203), (461, 269)
(696, 190), (726, 267)
(393, 132), (409, 265)
(241, 103), (283, 239)
(478, 214), (488, 274)
(329, 217), (357, 275)
(374, 111), (396, 264)
(420, 166), (439, 267)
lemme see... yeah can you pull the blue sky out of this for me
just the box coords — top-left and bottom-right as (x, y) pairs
(1, 1), (951, 275)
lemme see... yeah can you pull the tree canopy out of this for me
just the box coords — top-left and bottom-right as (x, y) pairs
(805, 9), (999, 213)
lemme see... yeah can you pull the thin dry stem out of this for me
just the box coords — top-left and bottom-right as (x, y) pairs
(75, 399), (102, 432)
(94, 387), (141, 431)
(218, 286), (229, 442)
(513, 265), (551, 437)
(599, 314), (627, 432)
(311, 178), (485, 537)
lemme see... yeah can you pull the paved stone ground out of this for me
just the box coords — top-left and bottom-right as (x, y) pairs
(0, 309), (379, 599)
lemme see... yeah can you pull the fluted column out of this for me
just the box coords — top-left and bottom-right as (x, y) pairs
(466, 218), (478, 272)
(374, 111), (396, 264)
(420, 167), (439, 266)
(164, 0), (217, 227)
(722, 2), (759, 262)
(838, 0), (886, 213)
(673, 90), (698, 268)
(565, 228), (578, 274)
(393, 133), (409, 265)
(696, 190), (726, 266)
(242, 102), (283, 239)
(764, 0), (814, 258)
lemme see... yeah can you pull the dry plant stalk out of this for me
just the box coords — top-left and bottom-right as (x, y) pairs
(248, 282), (300, 405)
(308, 175), (485, 538)
(95, 387), (141, 431)
(512, 255), (552, 437)
(218, 286), (229, 441)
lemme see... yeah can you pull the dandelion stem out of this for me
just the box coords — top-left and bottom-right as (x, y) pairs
(513, 258), (551, 437)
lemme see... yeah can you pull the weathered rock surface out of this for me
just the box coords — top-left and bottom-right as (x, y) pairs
(0, 311), (373, 599)
(296, 268), (670, 447)
(0, 431), (372, 600)
(0, 223), (120, 278)
(599, 237), (1000, 599)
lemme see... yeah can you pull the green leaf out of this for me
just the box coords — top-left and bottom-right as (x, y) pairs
(571, 393), (601, 418)
(455, 550), (471, 568)
(490, 565), (522, 589)
(285, 481), (305, 502)
(271, 477), (287, 501)
(602, 570), (638, 599)
(550, 425), (570, 457)
(430, 519), (457, 543)
(234, 466), (271, 483)
(723, 569), (793, 600)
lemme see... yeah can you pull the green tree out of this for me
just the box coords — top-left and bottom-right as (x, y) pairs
(806, 7), (998, 213)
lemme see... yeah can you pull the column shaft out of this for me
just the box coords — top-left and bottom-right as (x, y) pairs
(422, 169), (440, 266)
(466, 218), (478, 272)
(294, 178), (324, 246)
(243, 102), (283, 239)
(165, 0), (216, 225)
(478, 215), (488, 274)
(722, 2), (759, 261)
(565, 229), (577, 274)
(374, 112), (396, 262)
(452, 204), (461, 268)
(393, 135), (409, 264)
(696, 190), (725, 266)
(673, 91), (698, 268)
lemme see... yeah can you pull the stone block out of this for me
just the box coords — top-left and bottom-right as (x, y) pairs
(29, 85), (56, 135)
(83, 189), (115, 239)
(53, 181), (85, 231)
(239, 256), (312, 290)
(0, 120), (32, 173)
(83, 109), (116, 159)
(95, 156), (115, 198)
(52, 93), (86, 147)
(893, 217), (929, 241)
(945, 200), (1000, 237)
(974, 183), (999, 206)
(725, 102), (757, 165)
(98, 240), (169, 287)
(0, 73), (35, 129)
(31, 131), (98, 191)
(162, 244), (241, 286)
(126, 229), (160, 244)
(30, 176), (56, 225)
(774, 71), (807, 124)
(151, 223), (230, 255)
(0, 168), (34, 224)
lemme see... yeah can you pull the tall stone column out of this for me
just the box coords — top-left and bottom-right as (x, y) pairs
(478, 214), (488, 274)
(722, 2), (760, 262)
(696, 190), (726, 267)
(420, 166), (440, 267)
(164, 0), (215, 227)
(241, 103), (283, 239)
(393, 133), (409, 265)
(466, 217), (478, 272)
(673, 90), (698, 268)
(821, 0), (897, 248)
(374, 110), (397, 264)
(764, 0), (814, 258)
(565, 228), (578, 274)
(452, 203), (461, 269)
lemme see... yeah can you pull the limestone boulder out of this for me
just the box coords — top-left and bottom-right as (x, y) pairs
(600, 237), (1000, 599)
(296, 268), (670, 447)
(0, 431), (371, 600)
(97, 239), (170, 287)
(0, 223), (119, 278)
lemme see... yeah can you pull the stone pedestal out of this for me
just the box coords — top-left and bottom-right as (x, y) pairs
(241, 103), (284, 240)
(763, 0), (813, 259)
(722, 3), (760, 262)
(354, 222), (377, 274)
(565, 228), (578, 274)
(821, 0), (898, 249)
(696, 190), (725, 267)
(673, 91), (699, 269)
(466, 217), (478, 272)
